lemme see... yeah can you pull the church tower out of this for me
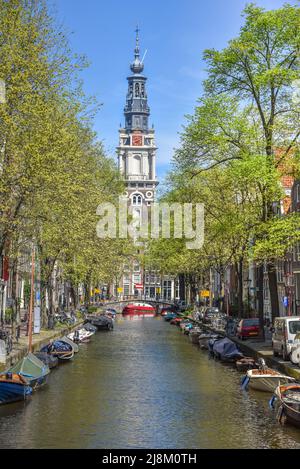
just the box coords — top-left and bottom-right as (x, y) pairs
(117, 28), (158, 213)
(116, 29), (176, 301)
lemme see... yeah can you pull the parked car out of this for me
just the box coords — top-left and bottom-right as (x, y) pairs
(160, 306), (178, 316)
(236, 318), (260, 340)
(175, 300), (188, 312)
(203, 307), (220, 324)
(272, 316), (300, 361)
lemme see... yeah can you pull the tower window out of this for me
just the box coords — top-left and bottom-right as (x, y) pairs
(132, 155), (141, 174)
(132, 194), (142, 206)
(135, 83), (140, 97)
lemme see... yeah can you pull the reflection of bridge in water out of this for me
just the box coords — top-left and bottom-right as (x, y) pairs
(102, 299), (176, 314)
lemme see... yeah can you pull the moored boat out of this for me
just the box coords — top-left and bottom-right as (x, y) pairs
(0, 372), (32, 404)
(210, 337), (243, 362)
(83, 323), (97, 333)
(189, 328), (203, 344)
(270, 384), (300, 428)
(67, 329), (94, 344)
(8, 353), (50, 390)
(236, 357), (258, 372)
(87, 314), (114, 331)
(198, 333), (215, 349)
(122, 303), (155, 317)
(34, 352), (58, 369)
(242, 368), (295, 392)
(40, 340), (74, 361)
(61, 336), (80, 352)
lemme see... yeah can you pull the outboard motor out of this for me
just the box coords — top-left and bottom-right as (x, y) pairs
(257, 358), (267, 370)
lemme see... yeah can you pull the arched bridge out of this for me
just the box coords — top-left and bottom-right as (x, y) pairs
(100, 299), (177, 314)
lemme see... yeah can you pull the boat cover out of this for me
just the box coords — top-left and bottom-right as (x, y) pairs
(9, 353), (50, 379)
(83, 323), (97, 332)
(61, 336), (79, 353)
(41, 340), (72, 354)
(34, 352), (58, 369)
(212, 338), (243, 359)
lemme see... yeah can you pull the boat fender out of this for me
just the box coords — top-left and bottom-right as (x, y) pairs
(277, 405), (286, 425)
(269, 395), (277, 409)
(241, 375), (250, 390)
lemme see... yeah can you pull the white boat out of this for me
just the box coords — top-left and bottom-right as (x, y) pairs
(242, 368), (295, 392)
(67, 329), (94, 344)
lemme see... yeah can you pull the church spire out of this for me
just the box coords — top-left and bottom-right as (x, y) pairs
(124, 28), (150, 132)
(130, 25), (144, 74)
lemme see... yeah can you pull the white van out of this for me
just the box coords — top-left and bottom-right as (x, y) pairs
(272, 316), (300, 361)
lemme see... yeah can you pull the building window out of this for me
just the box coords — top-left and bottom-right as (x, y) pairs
(133, 264), (140, 272)
(132, 194), (142, 206)
(132, 155), (141, 174)
(294, 243), (300, 262)
(123, 284), (130, 296)
(297, 184), (300, 203)
(135, 83), (140, 97)
(133, 274), (141, 284)
(163, 281), (172, 300)
(263, 278), (270, 300)
(277, 260), (284, 283)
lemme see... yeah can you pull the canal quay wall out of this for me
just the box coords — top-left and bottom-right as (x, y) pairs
(0, 320), (84, 372)
(193, 320), (300, 380)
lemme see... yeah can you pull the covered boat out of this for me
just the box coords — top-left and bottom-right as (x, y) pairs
(189, 328), (203, 344)
(241, 368), (295, 392)
(211, 337), (243, 362)
(83, 323), (97, 333)
(8, 353), (50, 390)
(270, 384), (300, 428)
(87, 314), (114, 331)
(0, 372), (32, 405)
(40, 340), (74, 361)
(61, 336), (80, 352)
(198, 333), (218, 350)
(34, 352), (58, 369)
(122, 303), (155, 317)
(164, 312), (178, 322)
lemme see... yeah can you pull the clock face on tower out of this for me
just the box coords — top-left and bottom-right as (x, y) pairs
(132, 135), (142, 146)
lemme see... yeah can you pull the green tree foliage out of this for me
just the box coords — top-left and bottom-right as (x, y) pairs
(148, 3), (300, 321)
(0, 0), (131, 325)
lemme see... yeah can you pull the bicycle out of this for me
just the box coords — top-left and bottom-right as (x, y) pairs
(0, 328), (13, 354)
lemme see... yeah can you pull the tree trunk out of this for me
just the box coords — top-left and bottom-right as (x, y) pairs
(258, 264), (265, 340)
(236, 259), (244, 318)
(10, 260), (17, 339)
(179, 274), (185, 301)
(70, 284), (78, 309)
(267, 262), (280, 323)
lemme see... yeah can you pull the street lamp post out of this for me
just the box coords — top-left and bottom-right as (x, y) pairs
(244, 278), (252, 318)
(283, 273), (293, 317)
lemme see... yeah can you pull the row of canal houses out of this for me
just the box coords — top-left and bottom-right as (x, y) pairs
(210, 160), (300, 320)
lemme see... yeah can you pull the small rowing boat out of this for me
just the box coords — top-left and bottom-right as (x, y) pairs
(0, 372), (32, 405)
(8, 353), (50, 390)
(242, 367), (295, 392)
(270, 384), (300, 428)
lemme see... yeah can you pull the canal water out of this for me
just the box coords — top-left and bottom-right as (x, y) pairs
(0, 316), (300, 449)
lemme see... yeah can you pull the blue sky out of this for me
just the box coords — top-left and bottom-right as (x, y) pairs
(54, 0), (291, 182)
